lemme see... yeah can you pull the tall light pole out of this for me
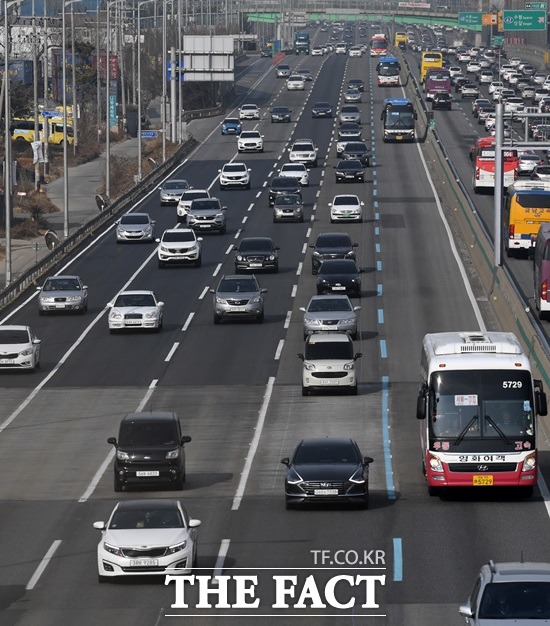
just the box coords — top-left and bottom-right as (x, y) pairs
(137, 0), (155, 181)
(3, 0), (23, 286)
(62, 0), (82, 239)
(161, 0), (167, 162)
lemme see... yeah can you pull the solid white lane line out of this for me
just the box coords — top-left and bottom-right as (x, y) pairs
(26, 540), (62, 591)
(232, 377), (275, 510)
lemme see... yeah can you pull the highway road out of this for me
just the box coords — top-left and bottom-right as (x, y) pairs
(1, 25), (550, 626)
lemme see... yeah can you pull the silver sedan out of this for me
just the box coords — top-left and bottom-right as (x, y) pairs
(37, 275), (88, 314)
(300, 295), (360, 340)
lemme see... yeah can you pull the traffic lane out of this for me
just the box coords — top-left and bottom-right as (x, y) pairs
(4, 495), (230, 626)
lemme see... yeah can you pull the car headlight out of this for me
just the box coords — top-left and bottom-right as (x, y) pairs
(343, 361), (355, 371)
(215, 213), (224, 220)
(215, 297), (228, 304)
(522, 452), (537, 472)
(144, 225), (153, 233)
(110, 311), (123, 320)
(144, 310), (158, 319)
(187, 215), (196, 223)
(303, 361), (315, 371)
(249, 296), (261, 304)
(303, 316), (320, 325)
(20, 347), (34, 356)
(312, 251), (321, 258)
(160, 245), (170, 253)
(66, 295), (82, 302)
(340, 315), (356, 323)
(167, 540), (187, 554)
(429, 454), (443, 473)
(104, 542), (124, 557)
(236, 255), (244, 261)
(116, 449), (130, 460)
(166, 449), (180, 460)
(40, 297), (54, 303)
(349, 467), (365, 484)
(268, 255), (276, 261)
(286, 466), (303, 485)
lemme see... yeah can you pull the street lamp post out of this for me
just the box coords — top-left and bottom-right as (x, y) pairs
(62, 0), (82, 239)
(3, 0), (24, 286)
(137, 0), (155, 182)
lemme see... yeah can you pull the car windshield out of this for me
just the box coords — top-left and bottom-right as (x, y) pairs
(320, 260), (358, 274)
(241, 132), (260, 138)
(0, 329), (30, 344)
(162, 231), (195, 242)
(536, 167), (550, 175)
(272, 178), (297, 190)
(219, 279), (258, 293)
(345, 143), (367, 151)
(119, 421), (179, 446)
(337, 161), (362, 170)
(334, 196), (359, 206)
(275, 195), (301, 206)
(316, 234), (352, 248)
(114, 294), (156, 307)
(294, 442), (359, 464)
(224, 118), (239, 125)
(293, 143), (312, 151)
(109, 507), (183, 530)
(308, 298), (352, 312)
(191, 200), (219, 211)
(239, 239), (272, 252)
(273, 108), (289, 114)
(44, 278), (81, 291)
(224, 165), (246, 173)
(164, 181), (188, 190)
(120, 214), (149, 225)
(315, 102), (330, 108)
(182, 191), (208, 202)
(478, 582), (550, 618)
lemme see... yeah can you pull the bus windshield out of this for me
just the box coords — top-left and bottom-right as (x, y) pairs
(378, 62), (399, 76)
(428, 370), (535, 440)
(386, 110), (415, 129)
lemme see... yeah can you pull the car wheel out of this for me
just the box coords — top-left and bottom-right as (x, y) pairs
(256, 311), (264, 323)
(114, 476), (122, 492)
(109, 328), (117, 334)
(349, 385), (358, 395)
(351, 331), (358, 340)
(360, 492), (370, 509)
(195, 256), (202, 268)
(158, 261), (165, 268)
(98, 574), (108, 584)
(219, 226), (227, 235)
(312, 160), (317, 168)
(38, 309), (45, 316)
(192, 545), (198, 568)
(213, 313), (222, 325)
(521, 486), (534, 498)
(300, 215), (304, 222)
(272, 263), (279, 273)
(174, 475), (184, 490)
(312, 267), (317, 275)
(302, 386), (311, 396)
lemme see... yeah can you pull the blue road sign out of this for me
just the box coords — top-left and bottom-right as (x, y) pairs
(141, 130), (158, 138)
(42, 110), (59, 117)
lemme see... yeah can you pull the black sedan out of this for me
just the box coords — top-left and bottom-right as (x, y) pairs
(271, 106), (292, 123)
(432, 93), (452, 110)
(347, 78), (365, 92)
(268, 177), (302, 206)
(342, 141), (370, 167)
(311, 101), (333, 118)
(316, 259), (363, 297)
(282, 438), (373, 509)
(310, 232), (358, 274)
(235, 237), (279, 273)
(334, 159), (364, 183)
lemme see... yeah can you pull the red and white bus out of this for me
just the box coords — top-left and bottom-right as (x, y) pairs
(470, 136), (518, 193)
(370, 34), (388, 57)
(417, 331), (547, 497)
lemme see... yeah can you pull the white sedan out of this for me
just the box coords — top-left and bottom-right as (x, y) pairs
(329, 194), (364, 223)
(238, 103), (260, 120)
(94, 499), (200, 582)
(287, 74), (305, 90)
(279, 163), (310, 186)
(0, 325), (41, 371)
(107, 290), (164, 333)
(237, 130), (264, 153)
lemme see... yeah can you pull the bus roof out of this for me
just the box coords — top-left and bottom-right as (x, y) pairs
(383, 97), (412, 107)
(509, 181), (550, 193)
(379, 55), (398, 63)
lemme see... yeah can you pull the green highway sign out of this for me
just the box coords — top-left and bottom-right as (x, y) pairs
(525, 2), (547, 9)
(503, 10), (547, 30)
(491, 35), (504, 45)
(458, 12), (482, 26)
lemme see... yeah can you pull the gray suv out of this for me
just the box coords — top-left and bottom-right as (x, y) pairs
(210, 275), (267, 324)
(186, 197), (227, 234)
(459, 560), (550, 623)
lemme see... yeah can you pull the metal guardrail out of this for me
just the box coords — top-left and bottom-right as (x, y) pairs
(401, 51), (550, 386)
(0, 136), (197, 311)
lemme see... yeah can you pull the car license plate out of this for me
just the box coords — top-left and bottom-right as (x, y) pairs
(473, 475), (493, 486)
(198, 224), (210, 228)
(136, 471), (159, 477)
(249, 263), (262, 268)
(314, 489), (338, 495)
(332, 286), (346, 290)
(396, 135), (403, 141)
(320, 379), (338, 384)
(125, 320), (141, 325)
(55, 303), (67, 308)
(230, 307), (246, 312)
(130, 559), (159, 567)
(0, 359), (14, 364)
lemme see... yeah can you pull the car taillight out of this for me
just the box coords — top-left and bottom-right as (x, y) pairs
(475, 168), (480, 180)
(509, 224), (515, 239)
(543, 279), (548, 302)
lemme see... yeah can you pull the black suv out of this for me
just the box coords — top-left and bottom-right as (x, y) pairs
(108, 412), (191, 492)
(310, 232), (358, 274)
(269, 176), (302, 206)
(235, 237), (280, 273)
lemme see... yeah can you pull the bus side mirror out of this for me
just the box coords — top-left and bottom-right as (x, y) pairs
(534, 380), (548, 416)
(417, 395), (426, 420)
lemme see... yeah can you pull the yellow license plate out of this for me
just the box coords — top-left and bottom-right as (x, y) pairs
(473, 475), (493, 486)
(396, 135), (403, 140)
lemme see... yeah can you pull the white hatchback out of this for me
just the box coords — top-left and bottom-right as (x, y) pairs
(0, 325), (40, 371)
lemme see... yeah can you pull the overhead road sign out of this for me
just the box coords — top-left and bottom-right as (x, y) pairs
(503, 10), (547, 30)
(482, 13), (497, 25)
(458, 12), (482, 26)
(525, 2), (547, 9)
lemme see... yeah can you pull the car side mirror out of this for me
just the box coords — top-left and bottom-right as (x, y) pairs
(107, 302), (114, 308)
(93, 521), (106, 530)
(155, 238), (160, 243)
(354, 353), (362, 360)
(189, 519), (201, 529)
(363, 456), (374, 465)
(36, 285), (41, 291)
(353, 306), (361, 311)
(209, 288), (215, 294)
(297, 353), (304, 361)
(281, 457), (290, 467)
(157, 301), (165, 307)
(458, 605), (474, 618)
(353, 243), (358, 247)
(260, 288), (268, 294)
(107, 437), (117, 446)
(218, 169), (222, 173)
(299, 307), (306, 312)
(181, 435), (192, 444)
(197, 237), (203, 242)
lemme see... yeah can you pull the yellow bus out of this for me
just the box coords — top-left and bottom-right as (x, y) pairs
(419, 51), (443, 83)
(394, 32), (407, 47)
(11, 118), (74, 145)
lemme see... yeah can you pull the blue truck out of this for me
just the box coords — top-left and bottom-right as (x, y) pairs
(294, 32), (310, 54)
